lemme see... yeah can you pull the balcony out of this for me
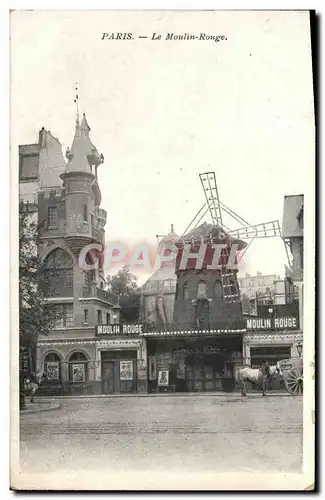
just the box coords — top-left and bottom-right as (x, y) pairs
(83, 285), (119, 306)
(91, 224), (104, 245)
(97, 208), (107, 223)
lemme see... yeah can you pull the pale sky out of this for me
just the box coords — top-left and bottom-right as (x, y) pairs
(11, 10), (315, 284)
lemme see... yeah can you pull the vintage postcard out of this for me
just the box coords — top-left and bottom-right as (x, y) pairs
(10, 9), (315, 490)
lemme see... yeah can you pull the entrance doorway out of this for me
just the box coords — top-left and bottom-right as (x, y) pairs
(101, 361), (114, 394)
(100, 350), (137, 394)
(185, 352), (234, 392)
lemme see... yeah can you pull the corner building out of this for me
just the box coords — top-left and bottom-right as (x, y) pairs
(19, 115), (147, 395)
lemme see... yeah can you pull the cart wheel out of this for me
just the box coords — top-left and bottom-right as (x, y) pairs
(285, 368), (303, 395)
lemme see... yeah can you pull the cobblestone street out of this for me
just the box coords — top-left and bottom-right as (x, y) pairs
(20, 394), (303, 474)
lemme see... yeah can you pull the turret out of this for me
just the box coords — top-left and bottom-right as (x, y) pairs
(60, 113), (105, 254)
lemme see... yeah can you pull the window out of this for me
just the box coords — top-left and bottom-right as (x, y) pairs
(214, 280), (223, 300)
(183, 282), (190, 300)
(44, 352), (61, 380)
(106, 312), (110, 324)
(41, 248), (73, 297)
(84, 309), (88, 324)
(100, 282), (103, 289)
(19, 154), (39, 180)
(48, 207), (58, 227)
(68, 352), (88, 383)
(52, 304), (74, 328)
(98, 310), (102, 324)
(83, 204), (88, 222)
(197, 281), (207, 299)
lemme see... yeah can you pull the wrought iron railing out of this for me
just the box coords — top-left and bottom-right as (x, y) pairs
(83, 285), (119, 305)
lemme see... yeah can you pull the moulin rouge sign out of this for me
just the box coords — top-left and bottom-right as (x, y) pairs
(246, 316), (299, 331)
(96, 324), (143, 336)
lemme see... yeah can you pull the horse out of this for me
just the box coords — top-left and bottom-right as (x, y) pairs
(23, 369), (44, 403)
(235, 361), (283, 397)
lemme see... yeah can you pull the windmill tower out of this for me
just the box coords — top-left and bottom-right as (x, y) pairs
(172, 172), (283, 330)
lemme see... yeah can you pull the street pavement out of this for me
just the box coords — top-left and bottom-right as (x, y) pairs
(20, 394), (303, 474)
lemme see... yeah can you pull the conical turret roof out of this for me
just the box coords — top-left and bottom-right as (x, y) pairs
(65, 113), (103, 174)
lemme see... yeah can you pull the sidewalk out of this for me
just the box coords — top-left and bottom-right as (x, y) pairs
(36, 391), (291, 401)
(20, 401), (60, 414)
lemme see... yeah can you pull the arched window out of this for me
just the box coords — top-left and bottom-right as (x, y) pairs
(183, 282), (190, 300)
(44, 352), (62, 381)
(69, 352), (88, 383)
(41, 248), (73, 297)
(197, 280), (207, 299)
(214, 280), (223, 300)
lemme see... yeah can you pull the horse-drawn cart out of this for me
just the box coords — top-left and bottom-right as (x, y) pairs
(279, 357), (303, 396)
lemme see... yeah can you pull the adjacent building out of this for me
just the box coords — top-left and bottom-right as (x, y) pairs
(139, 226), (179, 329)
(242, 195), (304, 368)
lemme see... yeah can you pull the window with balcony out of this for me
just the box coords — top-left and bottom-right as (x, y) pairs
(47, 207), (58, 227)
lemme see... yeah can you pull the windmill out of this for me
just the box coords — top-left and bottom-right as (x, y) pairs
(178, 172), (288, 306)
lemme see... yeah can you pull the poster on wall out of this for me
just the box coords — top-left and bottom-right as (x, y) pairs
(120, 361), (133, 381)
(72, 364), (85, 383)
(46, 362), (59, 380)
(158, 370), (169, 387)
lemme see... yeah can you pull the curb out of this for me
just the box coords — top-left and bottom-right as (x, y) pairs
(20, 403), (60, 414)
(36, 392), (292, 401)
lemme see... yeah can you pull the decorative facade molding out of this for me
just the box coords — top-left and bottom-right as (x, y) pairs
(243, 331), (303, 344)
(38, 338), (144, 347)
(142, 328), (246, 337)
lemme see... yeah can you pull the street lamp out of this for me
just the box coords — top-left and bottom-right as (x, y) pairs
(297, 341), (303, 358)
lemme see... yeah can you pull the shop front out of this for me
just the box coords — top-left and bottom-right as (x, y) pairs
(95, 336), (148, 394)
(242, 304), (303, 390)
(36, 324), (148, 395)
(145, 331), (243, 393)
